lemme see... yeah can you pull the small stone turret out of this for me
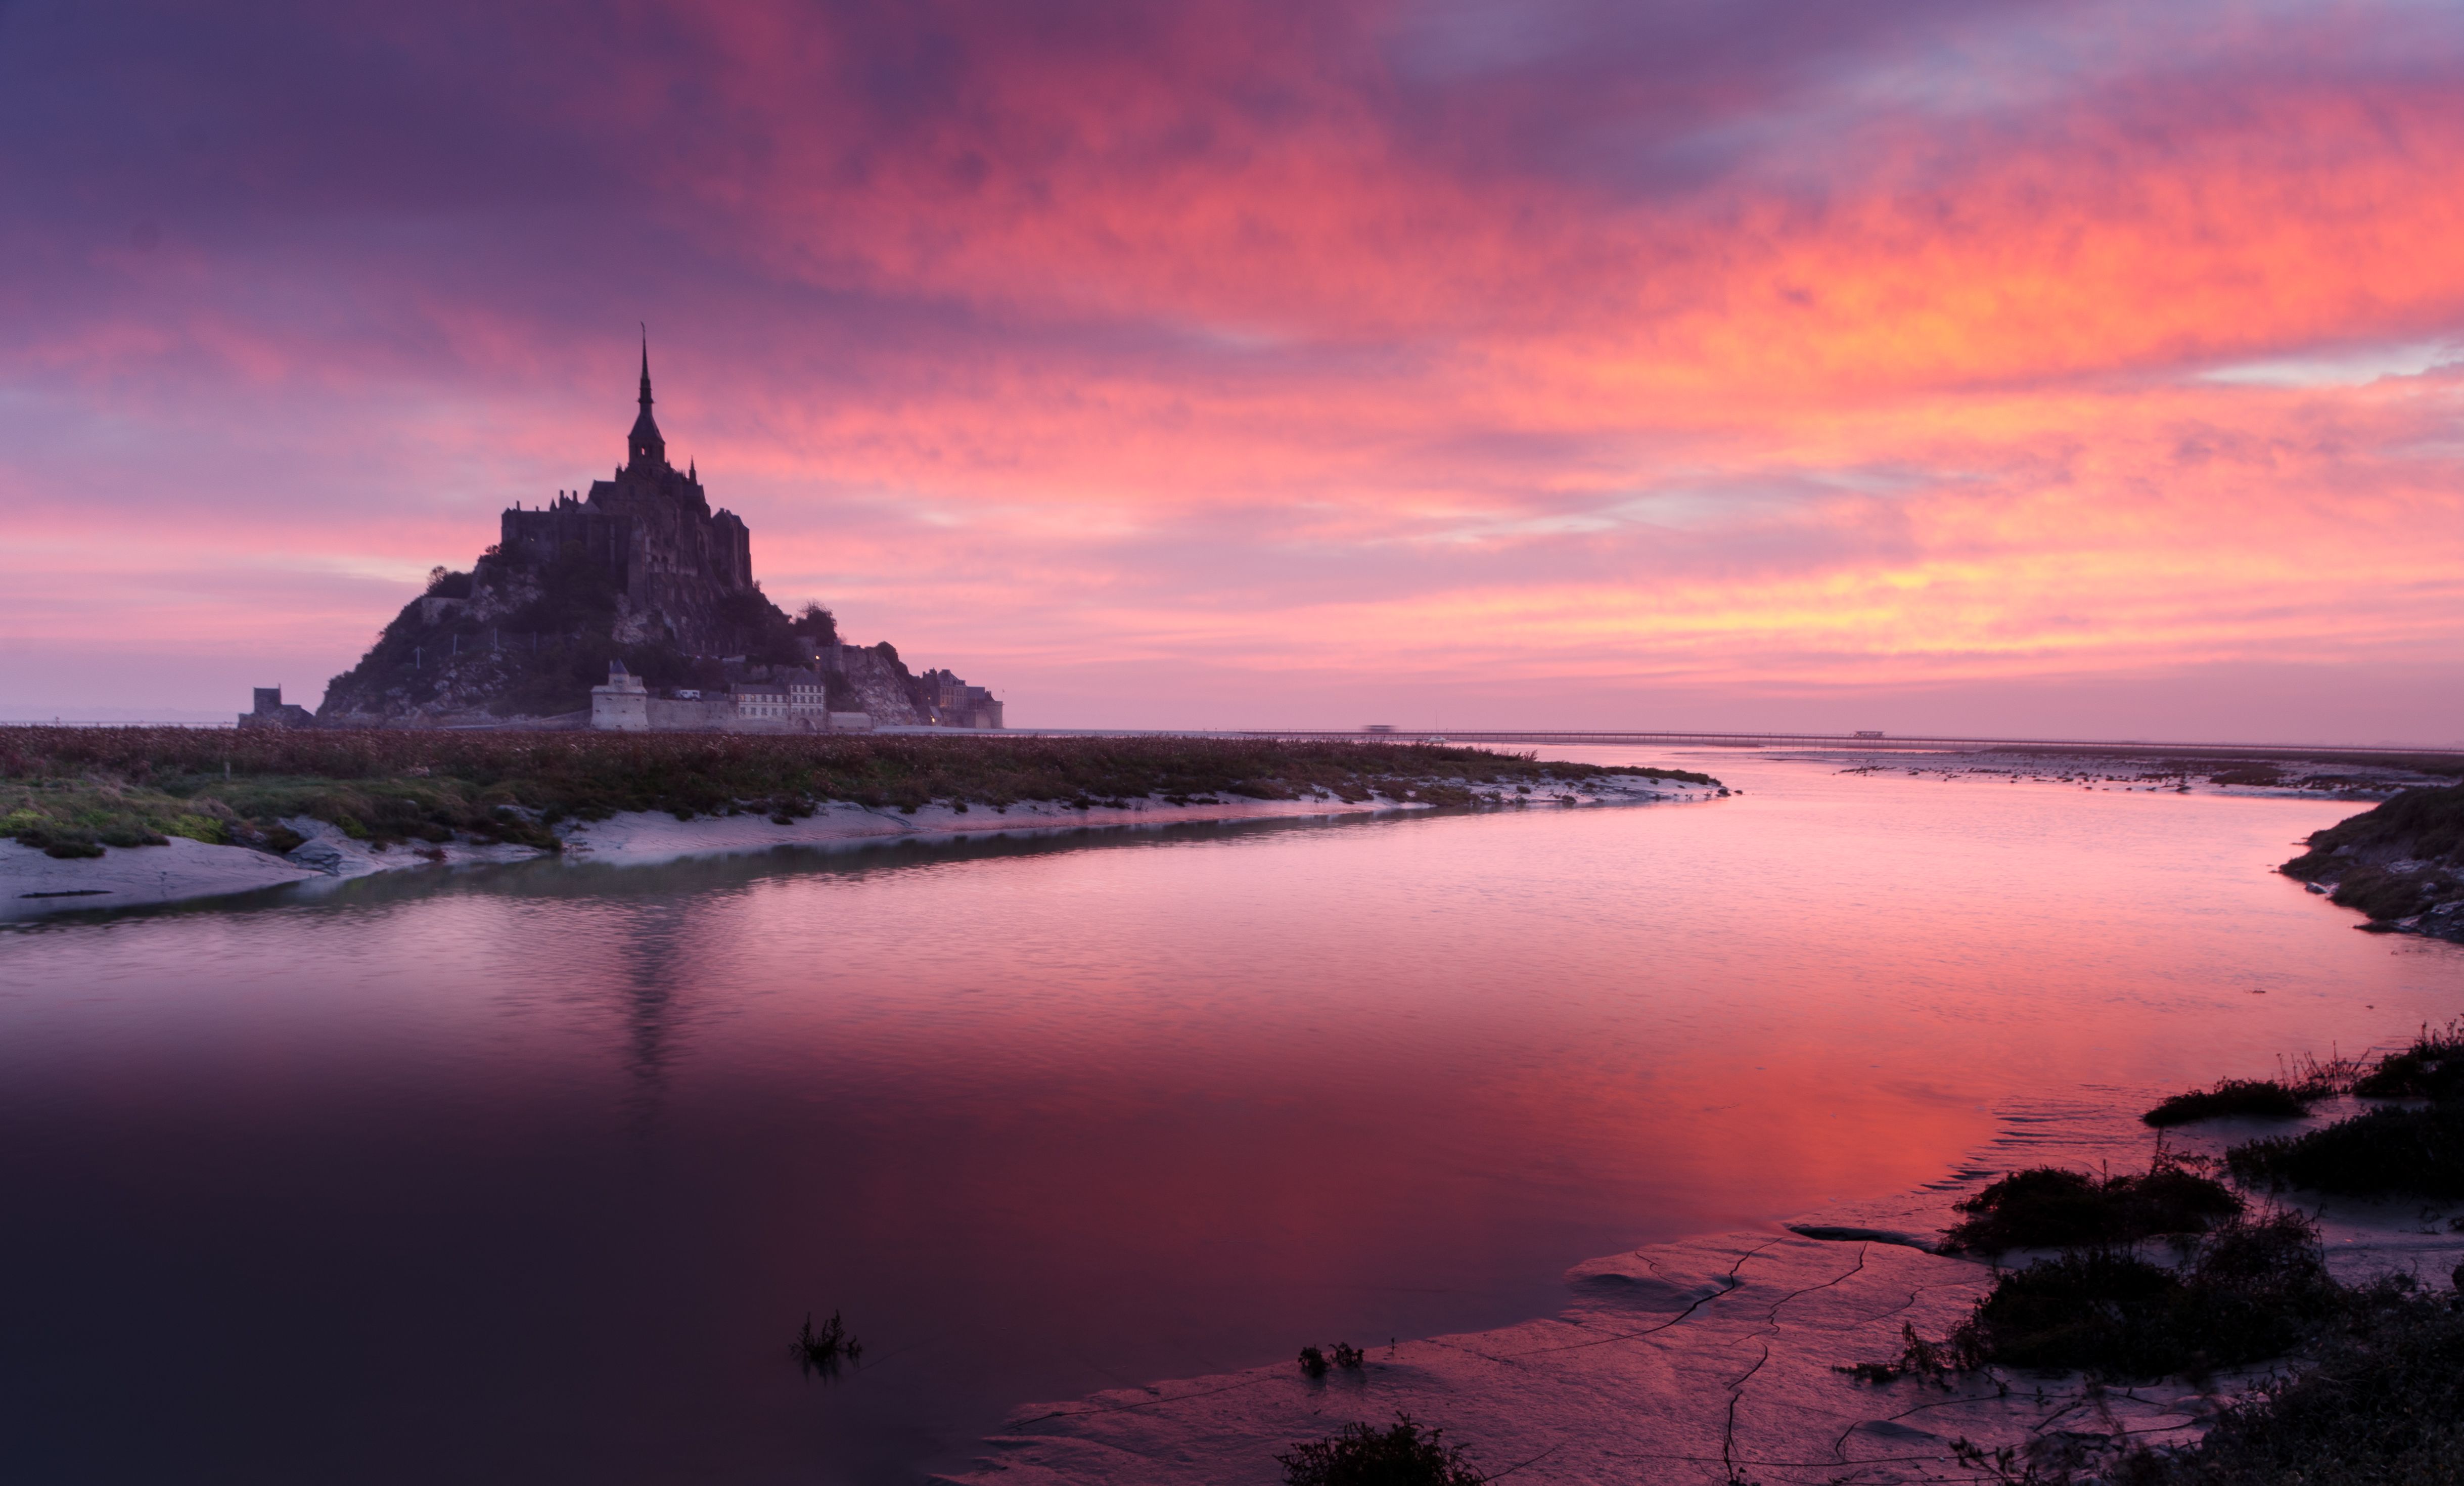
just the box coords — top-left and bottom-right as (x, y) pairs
(239, 687), (316, 729)
(589, 661), (649, 731)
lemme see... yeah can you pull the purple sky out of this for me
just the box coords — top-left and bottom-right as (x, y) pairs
(7, 0), (2464, 739)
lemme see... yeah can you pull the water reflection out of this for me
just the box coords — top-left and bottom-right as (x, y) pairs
(0, 759), (2457, 1485)
(616, 901), (690, 1135)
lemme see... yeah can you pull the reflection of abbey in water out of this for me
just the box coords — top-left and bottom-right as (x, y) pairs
(289, 344), (1003, 733)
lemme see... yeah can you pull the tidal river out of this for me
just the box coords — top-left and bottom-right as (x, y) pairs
(2, 752), (2457, 1484)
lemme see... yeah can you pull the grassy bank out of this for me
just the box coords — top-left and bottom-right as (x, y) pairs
(0, 727), (1718, 855)
(2280, 781), (2464, 926)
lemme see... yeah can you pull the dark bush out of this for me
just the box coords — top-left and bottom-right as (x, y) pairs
(2123, 1287), (2464, 1485)
(790, 1310), (862, 1378)
(1957, 1213), (2338, 1379)
(2143, 1079), (2314, 1127)
(2230, 1104), (2464, 1200)
(2229, 1024), (2464, 1198)
(791, 602), (838, 647)
(12, 823), (97, 857)
(1277, 1413), (1484, 1486)
(1943, 1164), (2242, 1253)
(1838, 1323), (1960, 1385)
(1960, 1248), (2183, 1373)
(2351, 1023), (2464, 1100)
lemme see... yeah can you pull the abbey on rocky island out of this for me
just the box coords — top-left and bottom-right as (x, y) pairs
(302, 345), (1003, 732)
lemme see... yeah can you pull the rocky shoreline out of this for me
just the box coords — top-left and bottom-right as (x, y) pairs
(2274, 781), (2464, 944)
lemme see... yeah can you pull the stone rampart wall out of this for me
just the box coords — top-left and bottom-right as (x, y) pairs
(591, 694), (840, 733)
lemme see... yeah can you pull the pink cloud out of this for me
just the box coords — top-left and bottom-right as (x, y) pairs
(3, 1), (2462, 738)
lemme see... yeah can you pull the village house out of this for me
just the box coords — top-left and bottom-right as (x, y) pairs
(588, 662), (853, 733)
(729, 669), (829, 722)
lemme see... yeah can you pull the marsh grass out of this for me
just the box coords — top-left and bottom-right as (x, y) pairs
(0, 770), (559, 855)
(1837, 1323), (1962, 1386)
(2351, 1022), (2464, 1099)
(2143, 1080), (2317, 1128)
(1277, 1413), (1485, 1486)
(2229, 1104), (2464, 1200)
(2228, 1023), (2464, 1200)
(0, 728), (1713, 855)
(2118, 1285), (2464, 1486)
(790, 1311), (862, 1378)
(1859, 1214), (2341, 1387)
(1957, 1213), (2339, 1379)
(1942, 1163), (2243, 1254)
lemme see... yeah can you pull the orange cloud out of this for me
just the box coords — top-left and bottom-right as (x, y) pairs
(4, 1), (2464, 736)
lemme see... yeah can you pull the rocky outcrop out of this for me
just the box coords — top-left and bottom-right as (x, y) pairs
(830, 646), (922, 725)
(2281, 783), (2464, 941)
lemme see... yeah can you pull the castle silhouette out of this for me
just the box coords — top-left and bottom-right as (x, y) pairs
(494, 339), (755, 655)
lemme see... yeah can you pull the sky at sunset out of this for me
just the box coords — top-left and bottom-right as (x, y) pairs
(6, 0), (2464, 739)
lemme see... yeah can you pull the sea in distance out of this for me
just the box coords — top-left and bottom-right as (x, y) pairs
(3, 749), (2458, 1484)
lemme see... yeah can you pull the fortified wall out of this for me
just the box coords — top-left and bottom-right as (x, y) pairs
(583, 646), (1005, 734)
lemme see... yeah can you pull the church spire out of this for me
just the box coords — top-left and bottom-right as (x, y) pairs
(626, 327), (666, 471)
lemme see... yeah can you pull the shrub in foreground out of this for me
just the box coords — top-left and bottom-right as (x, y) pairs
(2350, 1022), (2464, 1100)
(2229, 1103), (2464, 1200)
(2227, 1023), (2464, 1200)
(1926, 1213), (2339, 1381)
(2142, 1079), (2315, 1128)
(1942, 1164), (2242, 1253)
(789, 1311), (862, 1378)
(2122, 1287), (2464, 1486)
(1277, 1413), (1484, 1486)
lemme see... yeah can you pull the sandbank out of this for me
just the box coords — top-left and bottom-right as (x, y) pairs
(3, 773), (1715, 918)
(1, 836), (320, 921)
(1, 817), (549, 922)
(561, 772), (1714, 864)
